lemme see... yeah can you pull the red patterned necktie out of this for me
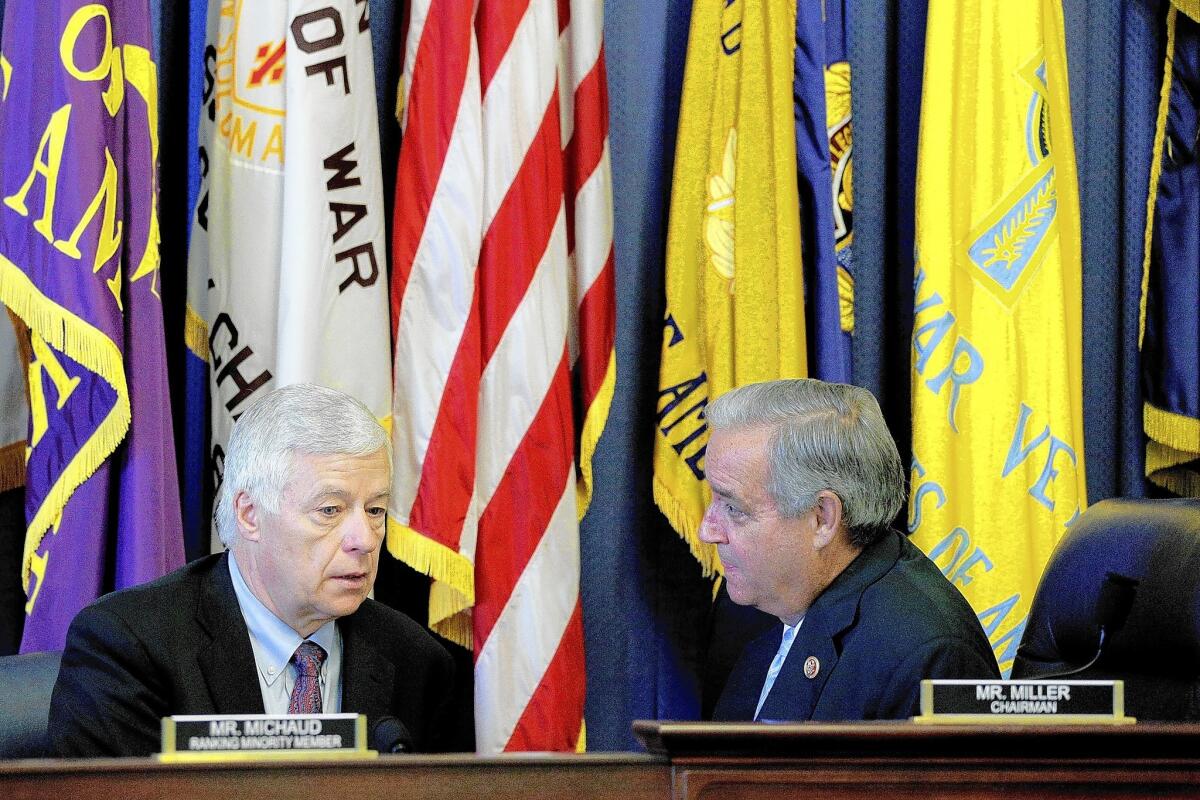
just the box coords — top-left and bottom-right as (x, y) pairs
(288, 641), (327, 714)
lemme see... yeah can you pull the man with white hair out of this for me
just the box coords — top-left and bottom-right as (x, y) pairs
(50, 384), (459, 756)
(702, 379), (998, 721)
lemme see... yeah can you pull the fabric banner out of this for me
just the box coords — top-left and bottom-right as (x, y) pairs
(1140, 1), (1200, 498)
(654, 0), (807, 575)
(389, 0), (609, 752)
(187, 0), (393, 550)
(794, 0), (852, 382)
(910, 0), (1087, 677)
(0, 0), (184, 652)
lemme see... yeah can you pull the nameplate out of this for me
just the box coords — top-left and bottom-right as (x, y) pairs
(158, 714), (375, 762)
(915, 680), (1134, 725)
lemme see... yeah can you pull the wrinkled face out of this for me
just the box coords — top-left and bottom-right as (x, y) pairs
(235, 448), (390, 637)
(699, 426), (816, 624)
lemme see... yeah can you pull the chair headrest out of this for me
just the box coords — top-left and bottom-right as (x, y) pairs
(1013, 498), (1200, 679)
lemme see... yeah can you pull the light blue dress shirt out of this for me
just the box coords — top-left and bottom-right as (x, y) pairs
(755, 619), (802, 720)
(228, 552), (343, 714)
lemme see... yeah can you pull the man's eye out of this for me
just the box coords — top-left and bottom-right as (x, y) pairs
(367, 506), (387, 518)
(318, 505), (341, 516)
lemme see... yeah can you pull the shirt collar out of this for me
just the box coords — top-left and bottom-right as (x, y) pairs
(228, 552), (338, 686)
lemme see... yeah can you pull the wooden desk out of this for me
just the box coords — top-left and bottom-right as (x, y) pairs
(5, 723), (1200, 800)
(0, 753), (668, 800)
(636, 721), (1200, 800)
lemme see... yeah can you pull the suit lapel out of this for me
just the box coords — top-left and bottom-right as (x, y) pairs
(196, 553), (266, 714)
(758, 531), (904, 721)
(339, 607), (395, 720)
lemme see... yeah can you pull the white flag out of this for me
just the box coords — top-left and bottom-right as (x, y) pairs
(188, 0), (392, 548)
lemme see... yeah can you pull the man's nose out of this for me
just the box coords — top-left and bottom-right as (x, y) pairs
(343, 510), (383, 552)
(698, 504), (725, 544)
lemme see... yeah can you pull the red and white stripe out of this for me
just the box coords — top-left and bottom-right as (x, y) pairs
(389, 0), (612, 753)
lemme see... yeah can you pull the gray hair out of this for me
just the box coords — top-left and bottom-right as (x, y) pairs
(215, 383), (391, 546)
(706, 379), (905, 548)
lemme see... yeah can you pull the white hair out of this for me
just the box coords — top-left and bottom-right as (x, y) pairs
(706, 379), (906, 547)
(214, 384), (390, 546)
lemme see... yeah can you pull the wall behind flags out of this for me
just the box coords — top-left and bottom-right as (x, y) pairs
(0, 0), (1192, 751)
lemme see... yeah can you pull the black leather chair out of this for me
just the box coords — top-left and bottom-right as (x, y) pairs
(0, 650), (61, 758)
(1012, 498), (1200, 720)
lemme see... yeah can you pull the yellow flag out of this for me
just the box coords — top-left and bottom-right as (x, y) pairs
(654, 0), (806, 574)
(909, 0), (1087, 676)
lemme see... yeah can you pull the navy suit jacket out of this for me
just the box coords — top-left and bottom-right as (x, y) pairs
(49, 552), (461, 756)
(713, 529), (999, 721)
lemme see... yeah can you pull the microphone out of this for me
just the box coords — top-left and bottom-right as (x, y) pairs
(1046, 571), (1139, 678)
(370, 715), (414, 754)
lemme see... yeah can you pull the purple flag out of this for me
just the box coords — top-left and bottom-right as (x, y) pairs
(0, 0), (183, 652)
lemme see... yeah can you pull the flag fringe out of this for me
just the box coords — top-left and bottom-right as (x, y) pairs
(652, 475), (720, 576)
(0, 254), (130, 586)
(0, 440), (25, 492)
(430, 604), (473, 650)
(386, 517), (476, 642)
(575, 350), (616, 522)
(184, 303), (209, 361)
(1145, 402), (1200, 497)
(1173, 0), (1200, 24)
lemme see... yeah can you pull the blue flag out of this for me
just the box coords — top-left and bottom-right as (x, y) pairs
(794, 0), (852, 381)
(1141, 1), (1200, 497)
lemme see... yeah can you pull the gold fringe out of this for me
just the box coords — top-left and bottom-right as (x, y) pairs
(184, 303), (209, 361)
(1145, 401), (1200, 454)
(652, 475), (721, 576)
(386, 517), (476, 645)
(1145, 402), (1200, 497)
(575, 351), (616, 522)
(1147, 441), (1200, 497)
(430, 606), (472, 649)
(0, 255), (130, 587)
(1140, 5), (1177, 349)
(0, 440), (25, 492)
(1173, 0), (1200, 23)
(575, 720), (586, 753)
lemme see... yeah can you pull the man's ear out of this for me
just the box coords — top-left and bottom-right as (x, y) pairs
(811, 490), (844, 549)
(234, 491), (262, 541)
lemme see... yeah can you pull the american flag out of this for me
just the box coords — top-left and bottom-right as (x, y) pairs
(388, 0), (615, 753)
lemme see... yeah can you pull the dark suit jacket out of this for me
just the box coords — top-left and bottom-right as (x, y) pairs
(49, 552), (460, 757)
(713, 529), (1000, 721)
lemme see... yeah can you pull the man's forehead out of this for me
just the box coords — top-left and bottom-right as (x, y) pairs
(283, 449), (391, 494)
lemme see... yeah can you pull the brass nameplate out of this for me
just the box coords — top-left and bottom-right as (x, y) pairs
(915, 679), (1134, 725)
(158, 713), (375, 762)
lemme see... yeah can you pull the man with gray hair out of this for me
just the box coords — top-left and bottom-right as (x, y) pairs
(50, 384), (460, 756)
(702, 379), (998, 722)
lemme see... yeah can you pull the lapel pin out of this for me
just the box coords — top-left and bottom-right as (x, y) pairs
(803, 655), (820, 679)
